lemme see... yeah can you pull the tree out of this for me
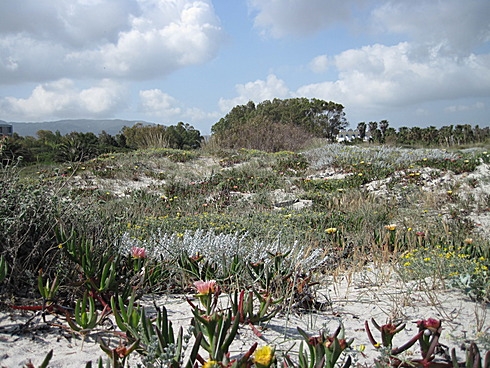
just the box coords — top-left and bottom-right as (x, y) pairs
(438, 125), (454, 147)
(379, 120), (389, 136)
(165, 122), (203, 149)
(211, 98), (348, 150)
(421, 126), (438, 146)
(357, 122), (367, 140)
(309, 99), (348, 141)
(368, 121), (381, 143)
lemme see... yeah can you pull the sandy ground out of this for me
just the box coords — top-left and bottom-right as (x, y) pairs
(1, 265), (488, 367)
(1, 161), (489, 367)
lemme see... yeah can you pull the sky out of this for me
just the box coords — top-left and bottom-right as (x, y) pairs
(0, 0), (489, 135)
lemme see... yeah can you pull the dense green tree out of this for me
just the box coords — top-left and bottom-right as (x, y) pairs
(397, 126), (410, 145)
(408, 126), (422, 144)
(438, 125), (454, 146)
(421, 126), (438, 145)
(165, 122), (203, 149)
(98, 130), (119, 151)
(384, 127), (397, 144)
(211, 98), (348, 150)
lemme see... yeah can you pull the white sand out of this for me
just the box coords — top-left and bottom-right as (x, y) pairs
(1, 265), (488, 367)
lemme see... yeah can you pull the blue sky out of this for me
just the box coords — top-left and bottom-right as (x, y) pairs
(0, 0), (489, 134)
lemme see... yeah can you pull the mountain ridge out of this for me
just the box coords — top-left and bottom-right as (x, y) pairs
(2, 119), (156, 137)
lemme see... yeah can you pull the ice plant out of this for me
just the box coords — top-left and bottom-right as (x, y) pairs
(416, 318), (442, 360)
(131, 246), (147, 259)
(417, 318), (441, 333)
(194, 280), (219, 314)
(293, 324), (353, 368)
(253, 345), (275, 368)
(194, 280), (217, 295)
(365, 319), (406, 349)
(192, 308), (240, 362)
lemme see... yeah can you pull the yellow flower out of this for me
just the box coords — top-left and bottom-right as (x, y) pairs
(404, 262), (411, 267)
(384, 224), (396, 231)
(424, 257), (431, 262)
(253, 345), (274, 368)
(325, 227), (337, 234)
(58, 244), (63, 249)
(202, 360), (220, 368)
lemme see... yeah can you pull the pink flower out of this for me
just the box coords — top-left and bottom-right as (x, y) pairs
(194, 280), (217, 295)
(131, 246), (147, 259)
(417, 318), (441, 332)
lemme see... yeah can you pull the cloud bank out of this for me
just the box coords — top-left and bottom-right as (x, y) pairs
(0, 0), (488, 129)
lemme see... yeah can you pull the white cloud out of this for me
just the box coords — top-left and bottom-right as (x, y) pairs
(139, 89), (181, 118)
(371, 0), (490, 54)
(0, 79), (127, 120)
(79, 80), (126, 114)
(182, 107), (221, 124)
(218, 74), (291, 112)
(0, 1), (135, 47)
(309, 55), (329, 73)
(0, 0), (224, 83)
(248, 0), (355, 38)
(297, 43), (490, 110)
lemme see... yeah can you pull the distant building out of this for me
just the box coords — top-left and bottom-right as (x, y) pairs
(336, 129), (371, 142)
(0, 123), (13, 137)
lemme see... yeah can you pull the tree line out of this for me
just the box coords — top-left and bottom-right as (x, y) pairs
(1, 122), (202, 165)
(1, 97), (489, 165)
(356, 121), (490, 146)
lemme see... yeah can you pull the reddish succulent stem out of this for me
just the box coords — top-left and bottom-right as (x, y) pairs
(249, 322), (262, 337)
(365, 320), (379, 347)
(423, 326), (443, 361)
(391, 330), (424, 355)
(238, 290), (245, 323)
(371, 318), (381, 331)
(10, 303), (67, 314)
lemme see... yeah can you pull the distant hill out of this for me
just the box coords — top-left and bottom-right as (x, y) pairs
(5, 119), (156, 137)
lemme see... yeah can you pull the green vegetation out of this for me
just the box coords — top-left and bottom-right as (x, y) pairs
(211, 98), (348, 151)
(1, 103), (490, 366)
